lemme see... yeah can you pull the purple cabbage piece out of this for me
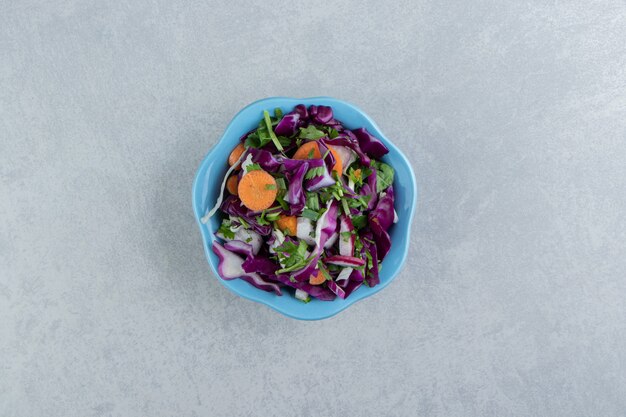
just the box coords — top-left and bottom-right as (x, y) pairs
(368, 186), (394, 260)
(325, 255), (366, 267)
(349, 268), (365, 283)
(247, 147), (283, 172)
(369, 185), (395, 230)
(306, 169), (335, 191)
(300, 157), (335, 191)
(242, 256), (279, 277)
(275, 112), (301, 137)
(327, 280), (346, 299)
(308, 105), (318, 120)
(339, 216), (355, 257)
(317, 141), (337, 173)
(370, 225), (391, 261)
(239, 274), (282, 295)
(223, 240), (254, 258)
(360, 233), (380, 287)
(212, 242), (282, 295)
(343, 280), (363, 298)
(327, 133), (371, 167)
(315, 200), (339, 249)
(324, 118), (344, 131)
(220, 195), (272, 236)
(285, 162), (309, 215)
(312, 105), (333, 124)
(335, 267), (353, 286)
(324, 231), (338, 249)
(282, 157), (308, 172)
(290, 254), (320, 283)
(294, 104), (308, 119)
(274, 274), (336, 301)
(351, 127), (389, 158)
(212, 241), (244, 279)
(329, 144), (355, 175)
(360, 168), (378, 210)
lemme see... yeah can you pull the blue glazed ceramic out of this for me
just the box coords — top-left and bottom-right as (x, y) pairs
(192, 97), (417, 320)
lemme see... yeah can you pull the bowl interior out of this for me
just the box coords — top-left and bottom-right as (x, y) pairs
(193, 97), (417, 320)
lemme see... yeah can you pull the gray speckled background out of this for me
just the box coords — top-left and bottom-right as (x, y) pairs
(2, 1), (626, 416)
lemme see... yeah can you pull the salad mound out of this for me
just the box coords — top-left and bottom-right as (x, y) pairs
(203, 104), (396, 302)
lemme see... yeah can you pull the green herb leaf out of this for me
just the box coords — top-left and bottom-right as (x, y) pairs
(347, 195), (371, 210)
(276, 192), (289, 210)
(302, 208), (320, 221)
(257, 210), (270, 226)
(341, 198), (350, 215)
(274, 107), (283, 119)
(259, 128), (272, 146)
(263, 110), (283, 151)
(305, 192), (319, 211)
(305, 166), (325, 180)
(275, 177), (286, 190)
(217, 220), (235, 240)
(352, 215), (367, 230)
(277, 135), (291, 148)
(244, 132), (261, 148)
(246, 163), (263, 172)
(299, 125), (326, 140)
(274, 239), (315, 274)
(373, 161), (394, 193)
(265, 211), (280, 221)
(265, 183), (277, 190)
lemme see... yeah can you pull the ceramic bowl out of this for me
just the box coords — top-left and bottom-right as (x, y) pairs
(192, 97), (417, 320)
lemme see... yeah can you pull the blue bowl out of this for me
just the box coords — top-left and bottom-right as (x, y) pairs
(192, 97), (417, 320)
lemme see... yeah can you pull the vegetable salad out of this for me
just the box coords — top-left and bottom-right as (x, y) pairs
(203, 104), (396, 301)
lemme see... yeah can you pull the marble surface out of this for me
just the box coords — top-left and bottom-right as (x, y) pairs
(2, 1), (625, 416)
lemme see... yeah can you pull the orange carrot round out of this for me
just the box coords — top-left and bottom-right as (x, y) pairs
(309, 270), (325, 285)
(228, 143), (246, 167)
(293, 142), (342, 175)
(275, 215), (297, 236)
(226, 175), (239, 196)
(237, 170), (277, 211)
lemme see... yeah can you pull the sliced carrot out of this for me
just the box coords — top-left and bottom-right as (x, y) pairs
(293, 142), (342, 175)
(329, 146), (343, 175)
(275, 215), (297, 236)
(309, 270), (325, 285)
(237, 169), (277, 211)
(228, 143), (246, 167)
(293, 141), (322, 160)
(226, 175), (239, 196)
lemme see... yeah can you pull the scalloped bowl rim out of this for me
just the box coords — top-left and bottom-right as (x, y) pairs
(192, 96), (417, 320)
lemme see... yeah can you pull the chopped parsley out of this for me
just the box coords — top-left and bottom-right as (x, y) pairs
(372, 161), (394, 193)
(246, 163), (262, 172)
(299, 125), (326, 140)
(217, 219), (235, 240)
(301, 208), (320, 221)
(304, 166), (325, 180)
(305, 192), (319, 211)
(352, 215), (368, 230)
